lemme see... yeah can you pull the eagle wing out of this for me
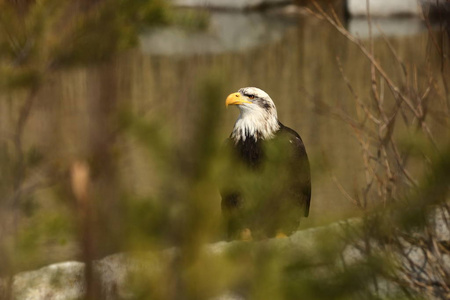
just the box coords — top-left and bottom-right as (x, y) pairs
(277, 123), (311, 217)
(219, 123), (311, 238)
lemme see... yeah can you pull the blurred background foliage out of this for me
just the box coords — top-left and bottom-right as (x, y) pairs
(0, 0), (449, 299)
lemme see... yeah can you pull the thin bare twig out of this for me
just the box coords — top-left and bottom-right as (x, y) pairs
(336, 56), (381, 126)
(332, 174), (362, 209)
(376, 23), (407, 77)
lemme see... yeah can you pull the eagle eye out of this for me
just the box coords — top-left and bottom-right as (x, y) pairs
(248, 95), (255, 99)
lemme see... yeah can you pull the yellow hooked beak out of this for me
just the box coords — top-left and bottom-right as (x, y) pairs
(225, 92), (252, 108)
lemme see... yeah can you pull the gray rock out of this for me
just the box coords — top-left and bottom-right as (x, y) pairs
(0, 220), (358, 300)
(11, 262), (85, 300)
(2, 211), (448, 300)
(434, 207), (450, 242)
(347, 0), (422, 17)
(348, 17), (426, 38)
(139, 11), (295, 56)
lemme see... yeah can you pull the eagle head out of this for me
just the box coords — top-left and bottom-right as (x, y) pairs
(226, 87), (280, 142)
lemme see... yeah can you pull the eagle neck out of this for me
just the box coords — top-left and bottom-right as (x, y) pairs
(231, 109), (280, 143)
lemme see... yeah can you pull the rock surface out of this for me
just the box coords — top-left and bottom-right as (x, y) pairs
(347, 0), (422, 17)
(1, 220), (354, 300)
(1, 210), (448, 300)
(348, 17), (426, 38)
(139, 11), (296, 56)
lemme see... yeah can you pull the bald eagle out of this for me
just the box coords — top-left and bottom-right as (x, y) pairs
(221, 87), (311, 240)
